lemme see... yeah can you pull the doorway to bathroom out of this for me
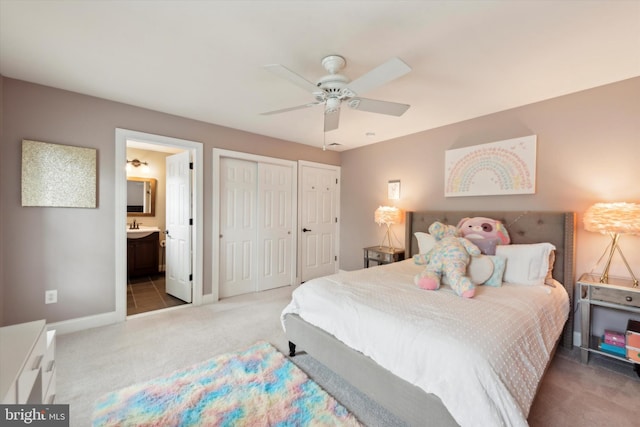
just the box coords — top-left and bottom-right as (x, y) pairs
(126, 144), (189, 315)
(115, 129), (204, 321)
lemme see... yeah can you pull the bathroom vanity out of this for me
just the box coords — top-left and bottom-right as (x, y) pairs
(127, 231), (159, 277)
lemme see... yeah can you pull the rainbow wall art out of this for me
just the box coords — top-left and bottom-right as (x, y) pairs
(445, 135), (536, 197)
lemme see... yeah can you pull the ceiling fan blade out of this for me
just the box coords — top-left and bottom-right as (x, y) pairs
(264, 64), (320, 94)
(324, 110), (340, 132)
(344, 57), (411, 96)
(348, 97), (410, 116)
(261, 102), (322, 116)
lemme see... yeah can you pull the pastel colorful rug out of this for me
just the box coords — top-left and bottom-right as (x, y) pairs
(91, 341), (361, 426)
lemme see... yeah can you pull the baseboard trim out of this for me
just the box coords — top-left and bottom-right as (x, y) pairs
(574, 331), (581, 347)
(48, 311), (120, 335)
(49, 295), (216, 335)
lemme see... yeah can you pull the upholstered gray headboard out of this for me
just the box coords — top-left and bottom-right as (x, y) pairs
(405, 211), (576, 348)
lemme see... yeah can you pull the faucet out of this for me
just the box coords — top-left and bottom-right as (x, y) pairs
(130, 219), (139, 230)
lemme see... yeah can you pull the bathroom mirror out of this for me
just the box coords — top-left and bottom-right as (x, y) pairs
(127, 177), (156, 216)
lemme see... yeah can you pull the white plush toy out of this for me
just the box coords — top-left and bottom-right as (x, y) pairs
(414, 221), (481, 298)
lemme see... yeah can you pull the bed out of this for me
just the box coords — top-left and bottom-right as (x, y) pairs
(282, 211), (576, 427)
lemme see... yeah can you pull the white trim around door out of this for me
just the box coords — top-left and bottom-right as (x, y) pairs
(116, 128), (204, 322)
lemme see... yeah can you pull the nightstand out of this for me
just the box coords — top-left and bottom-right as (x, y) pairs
(363, 246), (405, 268)
(578, 273), (640, 365)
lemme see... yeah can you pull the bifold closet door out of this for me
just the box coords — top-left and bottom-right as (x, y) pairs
(219, 158), (293, 298)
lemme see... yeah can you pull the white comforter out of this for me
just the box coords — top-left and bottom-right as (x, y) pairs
(281, 259), (569, 427)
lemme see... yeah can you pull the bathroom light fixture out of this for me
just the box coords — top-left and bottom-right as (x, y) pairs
(126, 158), (150, 172)
(584, 202), (640, 286)
(375, 206), (402, 249)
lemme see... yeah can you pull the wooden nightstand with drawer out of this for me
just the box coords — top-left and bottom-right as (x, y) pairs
(363, 246), (405, 268)
(578, 273), (640, 368)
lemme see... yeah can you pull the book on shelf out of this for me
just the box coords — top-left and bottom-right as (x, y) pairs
(604, 329), (625, 347)
(598, 337), (627, 357)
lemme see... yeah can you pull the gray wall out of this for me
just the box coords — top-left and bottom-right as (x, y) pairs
(0, 77), (339, 326)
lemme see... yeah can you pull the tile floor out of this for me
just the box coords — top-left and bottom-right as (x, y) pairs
(127, 274), (187, 315)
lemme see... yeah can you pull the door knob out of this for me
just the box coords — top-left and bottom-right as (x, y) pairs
(302, 228), (312, 232)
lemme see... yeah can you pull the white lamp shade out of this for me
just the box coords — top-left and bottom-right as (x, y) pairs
(584, 202), (640, 235)
(374, 206), (401, 225)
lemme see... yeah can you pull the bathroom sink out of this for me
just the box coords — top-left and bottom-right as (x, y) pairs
(126, 226), (161, 239)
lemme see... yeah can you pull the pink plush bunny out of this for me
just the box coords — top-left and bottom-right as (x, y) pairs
(456, 217), (510, 255)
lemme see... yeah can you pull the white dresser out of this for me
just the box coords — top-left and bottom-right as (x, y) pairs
(0, 319), (56, 404)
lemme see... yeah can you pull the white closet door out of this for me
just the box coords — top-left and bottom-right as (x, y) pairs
(219, 158), (257, 298)
(219, 158), (294, 298)
(300, 163), (338, 282)
(257, 163), (293, 291)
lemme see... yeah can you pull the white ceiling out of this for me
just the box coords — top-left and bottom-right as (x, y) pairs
(1, 1), (639, 152)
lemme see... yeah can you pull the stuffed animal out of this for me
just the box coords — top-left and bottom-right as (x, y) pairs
(456, 217), (510, 255)
(414, 221), (481, 298)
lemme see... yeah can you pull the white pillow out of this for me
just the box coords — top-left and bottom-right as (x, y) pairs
(496, 243), (556, 286)
(442, 255), (494, 286)
(415, 232), (435, 254)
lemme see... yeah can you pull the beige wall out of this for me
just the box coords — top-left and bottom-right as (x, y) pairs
(0, 77), (339, 326)
(0, 75), (4, 324)
(340, 77), (639, 272)
(2, 74), (638, 334)
(339, 77), (640, 335)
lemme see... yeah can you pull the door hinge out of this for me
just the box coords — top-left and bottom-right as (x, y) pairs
(189, 218), (193, 225)
(189, 273), (193, 281)
(335, 255), (338, 261)
(189, 162), (194, 170)
(335, 178), (338, 184)
(335, 217), (338, 223)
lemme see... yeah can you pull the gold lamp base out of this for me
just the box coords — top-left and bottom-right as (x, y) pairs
(599, 233), (638, 287)
(379, 224), (394, 249)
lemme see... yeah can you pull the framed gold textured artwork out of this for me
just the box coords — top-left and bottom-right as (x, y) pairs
(444, 135), (537, 197)
(22, 139), (97, 208)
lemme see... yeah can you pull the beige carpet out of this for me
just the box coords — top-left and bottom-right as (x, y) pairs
(56, 286), (640, 426)
(528, 349), (640, 426)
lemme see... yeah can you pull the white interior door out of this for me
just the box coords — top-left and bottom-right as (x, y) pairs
(219, 158), (257, 298)
(257, 163), (293, 291)
(165, 151), (192, 303)
(300, 163), (339, 282)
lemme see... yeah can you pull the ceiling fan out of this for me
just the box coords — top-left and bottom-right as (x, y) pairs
(261, 55), (411, 132)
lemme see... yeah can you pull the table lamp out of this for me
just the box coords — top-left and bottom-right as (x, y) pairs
(374, 206), (401, 249)
(583, 202), (640, 286)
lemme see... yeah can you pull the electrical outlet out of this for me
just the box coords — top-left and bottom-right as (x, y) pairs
(45, 290), (57, 304)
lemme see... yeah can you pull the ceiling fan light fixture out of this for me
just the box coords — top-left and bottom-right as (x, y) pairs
(325, 97), (341, 113)
(316, 74), (349, 91)
(262, 54), (412, 132)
